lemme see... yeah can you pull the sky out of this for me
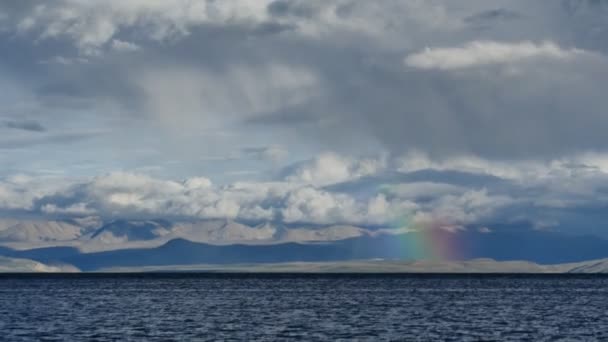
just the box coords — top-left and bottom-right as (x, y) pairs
(1, 0), (608, 235)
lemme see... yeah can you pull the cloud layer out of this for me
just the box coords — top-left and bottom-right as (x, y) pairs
(404, 41), (587, 70)
(1, 152), (608, 238)
(2, 0), (608, 163)
(1, 1), (608, 236)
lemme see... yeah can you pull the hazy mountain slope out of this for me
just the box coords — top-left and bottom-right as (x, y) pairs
(0, 219), (378, 252)
(566, 259), (608, 273)
(169, 221), (368, 244)
(0, 220), (85, 243)
(0, 219), (21, 232)
(169, 220), (276, 244)
(277, 225), (368, 242)
(0, 256), (79, 272)
(86, 220), (172, 244)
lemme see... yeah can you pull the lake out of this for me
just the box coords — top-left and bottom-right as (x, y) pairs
(1, 274), (607, 341)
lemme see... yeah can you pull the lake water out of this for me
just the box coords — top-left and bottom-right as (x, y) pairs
(0, 274), (607, 341)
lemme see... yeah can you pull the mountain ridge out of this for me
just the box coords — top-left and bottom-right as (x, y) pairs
(2, 219), (608, 271)
(0, 219), (377, 252)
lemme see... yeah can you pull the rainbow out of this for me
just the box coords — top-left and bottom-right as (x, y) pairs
(388, 211), (465, 261)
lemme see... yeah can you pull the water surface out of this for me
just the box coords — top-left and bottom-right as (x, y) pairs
(1, 274), (606, 341)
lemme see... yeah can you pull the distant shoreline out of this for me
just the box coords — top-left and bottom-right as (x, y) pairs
(3, 272), (608, 277)
(93, 259), (608, 274)
(4, 256), (608, 273)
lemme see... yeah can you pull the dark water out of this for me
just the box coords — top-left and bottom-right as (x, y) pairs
(1, 274), (607, 341)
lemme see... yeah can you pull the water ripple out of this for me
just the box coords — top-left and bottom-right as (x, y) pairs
(0, 275), (607, 341)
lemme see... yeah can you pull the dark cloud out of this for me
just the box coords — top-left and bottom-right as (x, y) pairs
(0, 0), (607, 222)
(464, 9), (522, 26)
(252, 21), (295, 35)
(3, 119), (45, 132)
(562, 0), (608, 14)
(0, 132), (100, 149)
(267, 0), (319, 18)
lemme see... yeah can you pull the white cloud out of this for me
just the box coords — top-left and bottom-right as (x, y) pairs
(41, 202), (94, 215)
(111, 39), (140, 52)
(0, 175), (73, 211)
(1, 151), (608, 231)
(413, 189), (515, 227)
(395, 150), (575, 181)
(0, 183), (34, 211)
(404, 41), (588, 70)
(285, 152), (386, 186)
(183, 177), (213, 189)
(16, 0), (273, 53)
(281, 186), (355, 224)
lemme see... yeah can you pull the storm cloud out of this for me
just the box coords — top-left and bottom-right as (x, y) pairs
(0, 1), (608, 235)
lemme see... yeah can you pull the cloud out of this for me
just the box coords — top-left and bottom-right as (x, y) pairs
(382, 182), (465, 201)
(464, 9), (522, 26)
(242, 145), (288, 162)
(0, 132), (100, 149)
(413, 188), (515, 226)
(136, 64), (320, 130)
(11, 0), (273, 54)
(38, 56), (89, 65)
(3, 0), (608, 164)
(3, 119), (46, 132)
(110, 39), (140, 52)
(284, 152), (387, 186)
(29, 172), (288, 222)
(183, 177), (213, 189)
(7, 0), (461, 53)
(0, 154), (480, 226)
(0, 164), (581, 240)
(279, 187), (411, 225)
(2, 0), (608, 230)
(404, 41), (588, 70)
(0, 152), (604, 232)
(0, 174), (73, 211)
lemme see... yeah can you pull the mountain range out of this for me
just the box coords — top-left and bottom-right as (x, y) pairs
(2, 218), (608, 272)
(0, 219), (373, 251)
